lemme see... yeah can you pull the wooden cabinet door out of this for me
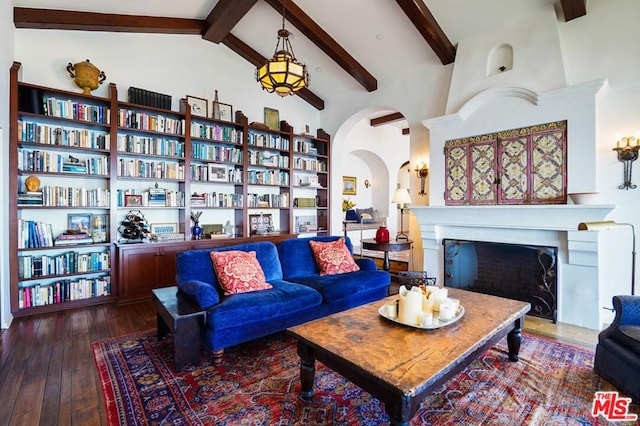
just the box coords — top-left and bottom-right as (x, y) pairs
(469, 139), (497, 205)
(529, 126), (566, 204)
(498, 135), (529, 204)
(119, 246), (158, 304)
(444, 143), (470, 205)
(156, 244), (188, 288)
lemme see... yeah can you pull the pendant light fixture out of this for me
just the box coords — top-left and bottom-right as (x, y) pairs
(256, 0), (309, 97)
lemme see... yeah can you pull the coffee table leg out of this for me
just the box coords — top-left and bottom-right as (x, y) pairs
(385, 395), (414, 426)
(507, 317), (523, 362)
(297, 342), (315, 401)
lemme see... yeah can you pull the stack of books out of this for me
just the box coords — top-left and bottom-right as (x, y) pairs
(54, 232), (94, 246)
(18, 191), (43, 206)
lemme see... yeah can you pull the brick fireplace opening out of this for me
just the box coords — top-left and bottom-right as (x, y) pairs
(443, 239), (558, 321)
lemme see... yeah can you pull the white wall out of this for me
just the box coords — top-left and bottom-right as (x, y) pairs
(1, 0), (15, 328)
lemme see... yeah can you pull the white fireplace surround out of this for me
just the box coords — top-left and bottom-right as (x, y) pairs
(417, 80), (614, 330)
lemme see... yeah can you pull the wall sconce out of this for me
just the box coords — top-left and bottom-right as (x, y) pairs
(414, 162), (429, 196)
(364, 179), (371, 188)
(613, 136), (639, 190)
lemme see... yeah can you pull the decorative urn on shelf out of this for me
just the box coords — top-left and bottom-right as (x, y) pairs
(66, 59), (106, 94)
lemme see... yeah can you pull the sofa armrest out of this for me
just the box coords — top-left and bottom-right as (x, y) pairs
(613, 295), (640, 326)
(355, 257), (378, 271)
(177, 280), (220, 309)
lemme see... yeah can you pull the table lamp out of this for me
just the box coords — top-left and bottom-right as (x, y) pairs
(392, 187), (412, 241)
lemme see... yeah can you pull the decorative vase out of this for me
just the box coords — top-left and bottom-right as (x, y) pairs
(375, 225), (390, 243)
(66, 59), (106, 94)
(192, 222), (202, 240)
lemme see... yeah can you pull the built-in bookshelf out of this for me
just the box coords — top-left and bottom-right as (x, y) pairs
(9, 61), (331, 314)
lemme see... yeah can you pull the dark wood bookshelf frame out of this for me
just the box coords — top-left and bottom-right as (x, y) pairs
(9, 61), (331, 315)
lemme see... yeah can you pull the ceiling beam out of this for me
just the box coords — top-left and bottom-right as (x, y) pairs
(263, 0), (377, 92)
(370, 112), (405, 127)
(394, 0), (456, 65)
(560, 0), (587, 22)
(222, 33), (325, 110)
(13, 7), (204, 34)
(202, 0), (259, 43)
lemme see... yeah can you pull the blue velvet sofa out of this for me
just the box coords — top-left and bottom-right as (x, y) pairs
(594, 295), (640, 403)
(175, 236), (390, 353)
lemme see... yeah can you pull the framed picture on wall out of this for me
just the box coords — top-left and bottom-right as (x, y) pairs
(342, 176), (357, 195)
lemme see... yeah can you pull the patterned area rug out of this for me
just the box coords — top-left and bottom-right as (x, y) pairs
(93, 330), (638, 425)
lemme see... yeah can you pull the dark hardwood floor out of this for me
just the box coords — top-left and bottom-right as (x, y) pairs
(0, 295), (599, 425)
(0, 301), (156, 426)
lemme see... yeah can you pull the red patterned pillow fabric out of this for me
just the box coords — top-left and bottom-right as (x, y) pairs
(210, 250), (272, 295)
(308, 238), (360, 276)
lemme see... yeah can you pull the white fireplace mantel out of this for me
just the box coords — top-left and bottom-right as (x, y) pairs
(412, 204), (617, 330)
(411, 204), (616, 231)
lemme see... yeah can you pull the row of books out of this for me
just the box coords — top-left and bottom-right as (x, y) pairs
(128, 86), (172, 110)
(117, 134), (185, 157)
(18, 120), (110, 149)
(18, 276), (111, 309)
(293, 197), (318, 207)
(18, 250), (110, 279)
(293, 139), (323, 155)
(189, 192), (243, 208)
(191, 122), (243, 144)
(118, 109), (185, 135)
(293, 157), (327, 172)
(18, 149), (109, 175)
(116, 189), (185, 207)
(247, 192), (290, 208)
(117, 158), (185, 180)
(247, 169), (290, 186)
(192, 142), (243, 163)
(18, 219), (54, 248)
(43, 96), (110, 124)
(248, 132), (290, 150)
(19, 186), (110, 207)
(248, 151), (290, 168)
(191, 164), (242, 183)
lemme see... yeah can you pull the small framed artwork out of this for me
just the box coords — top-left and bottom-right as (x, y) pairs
(264, 107), (280, 131)
(150, 223), (178, 235)
(342, 176), (357, 195)
(67, 213), (92, 234)
(186, 95), (208, 117)
(216, 103), (233, 122)
(208, 164), (229, 182)
(249, 213), (273, 235)
(124, 194), (143, 207)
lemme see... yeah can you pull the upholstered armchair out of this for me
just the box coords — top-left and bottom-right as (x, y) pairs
(594, 295), (640, 403)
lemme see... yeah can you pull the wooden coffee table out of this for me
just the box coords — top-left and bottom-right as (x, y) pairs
(287, 288), (530, 426)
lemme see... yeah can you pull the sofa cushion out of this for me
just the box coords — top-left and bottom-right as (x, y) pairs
(610, 325), (640, 354)
(210, 250), (272, 295)
(178, 280), (219, 309)
(309, 237), (360, 276)
(287, 270), (390, 304)
(278, 236), (355, 279)
(206, 279), (322, 330)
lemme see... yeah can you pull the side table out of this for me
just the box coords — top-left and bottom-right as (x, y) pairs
(361, 238), (412, 272)
(152, 286), (206, 371)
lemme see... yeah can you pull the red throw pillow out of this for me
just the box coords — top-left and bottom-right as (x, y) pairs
(210, 250), (272, 295)
(308, 238), (360, 276)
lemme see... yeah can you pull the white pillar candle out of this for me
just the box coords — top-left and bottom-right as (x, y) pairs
(423, 295), (434, 313)
(439, 299), (456, 321)
(398, 285), (423, 325)
(385, 300), (397, 319)
(432, 288), (448, 312)
(420, 311), (434, 327)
